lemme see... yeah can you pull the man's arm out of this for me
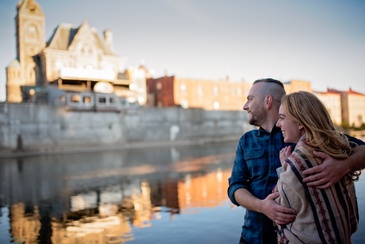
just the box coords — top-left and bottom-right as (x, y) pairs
(233, 188), (296, 225)
(303, 144), (365, 188)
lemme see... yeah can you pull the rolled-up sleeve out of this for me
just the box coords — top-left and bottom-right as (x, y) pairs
(228, 137), (250, 206)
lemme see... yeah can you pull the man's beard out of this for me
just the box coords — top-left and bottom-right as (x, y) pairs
(248, 117), (259, 126)
(248, 109), (265, 127)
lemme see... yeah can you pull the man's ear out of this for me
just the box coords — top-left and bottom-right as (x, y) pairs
(265, 95), (273, 108)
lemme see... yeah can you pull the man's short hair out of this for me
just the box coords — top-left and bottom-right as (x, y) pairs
(253, 78), (284, 88)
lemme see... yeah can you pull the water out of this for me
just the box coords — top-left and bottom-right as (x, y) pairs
(0, 141), (364, 244)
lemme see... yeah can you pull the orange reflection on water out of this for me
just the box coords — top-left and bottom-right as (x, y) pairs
(7, 166), (232, 243)
(10, 203), (41, 244)
(51, 214), (133, 244)
(178, 168), (229, 209)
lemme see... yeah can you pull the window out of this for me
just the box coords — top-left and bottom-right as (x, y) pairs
(109, 97), (116, 104)
(83, 96), (92, 104)
(213, 86), (218, 95)
(237, 88), (242, 96)
(180, 84), (186, 92)
(27, 25), (37, 41)
(70, 94), (81, 103)
(213, 101), (220, 110)
(198, 85), (203, 96)
(99, 97), (106, 104)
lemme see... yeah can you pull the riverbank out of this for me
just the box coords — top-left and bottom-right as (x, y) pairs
(0, 134), (241, 159)
(0, 103), (251, 158)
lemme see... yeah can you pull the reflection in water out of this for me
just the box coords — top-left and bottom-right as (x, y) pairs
(10, 203), (41, 243)
(0, 142), (236, 243)
(1, 142), (364, 243)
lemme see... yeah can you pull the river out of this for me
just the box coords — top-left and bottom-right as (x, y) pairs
(0, 141), (364, 243)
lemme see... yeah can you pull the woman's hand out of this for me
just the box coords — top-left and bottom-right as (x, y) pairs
(279, 146), (292, 166)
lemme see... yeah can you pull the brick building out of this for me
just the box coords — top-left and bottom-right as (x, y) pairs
(146, 76), (251, 111)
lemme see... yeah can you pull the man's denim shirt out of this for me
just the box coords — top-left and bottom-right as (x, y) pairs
(228, 126), (293, 243)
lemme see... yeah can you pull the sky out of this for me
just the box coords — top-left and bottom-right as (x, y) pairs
(1, 0), (365, 101)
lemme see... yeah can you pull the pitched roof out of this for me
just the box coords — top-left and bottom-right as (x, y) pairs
(348, 88), (364, 95)
(327, 88), (364, 96)
(17, 0), (44, 16)
(7, 59), (21, 68)
(46, 21), (115, 55)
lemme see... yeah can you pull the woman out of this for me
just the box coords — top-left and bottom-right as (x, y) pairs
(275, 91), (360, 244)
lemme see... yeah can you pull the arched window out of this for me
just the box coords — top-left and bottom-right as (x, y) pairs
(26, 25), (38, 42)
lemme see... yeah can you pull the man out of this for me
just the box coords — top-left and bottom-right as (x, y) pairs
(227, 78), (365, 244)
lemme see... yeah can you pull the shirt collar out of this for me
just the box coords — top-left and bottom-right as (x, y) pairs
(256, 125), (281, 136)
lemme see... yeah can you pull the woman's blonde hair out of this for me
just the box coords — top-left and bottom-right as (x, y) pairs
(281, 91), (360, 181)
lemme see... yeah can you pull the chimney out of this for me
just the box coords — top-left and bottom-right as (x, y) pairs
(104, 29), (113, 51)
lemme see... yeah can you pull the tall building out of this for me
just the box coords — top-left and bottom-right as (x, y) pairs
(6, 0), (46, 102)
(6, 0), (146, 105)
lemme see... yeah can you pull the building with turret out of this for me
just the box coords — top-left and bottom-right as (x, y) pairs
(6, 0), (46, 102)
(6, 0), (146, 105)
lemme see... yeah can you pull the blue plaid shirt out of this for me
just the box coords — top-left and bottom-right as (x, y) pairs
(228, 126), (293, 244)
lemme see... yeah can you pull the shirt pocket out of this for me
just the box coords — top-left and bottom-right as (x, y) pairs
(244, 149), (264, 160)
(243, 149), (267, 176)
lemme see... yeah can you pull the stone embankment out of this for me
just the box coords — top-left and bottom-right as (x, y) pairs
(0, 103), (252, 158)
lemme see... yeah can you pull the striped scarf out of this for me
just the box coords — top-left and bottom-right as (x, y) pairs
(276, 138), (358, 244)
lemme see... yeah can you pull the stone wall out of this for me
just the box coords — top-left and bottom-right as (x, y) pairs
(0, 103), (253, 155)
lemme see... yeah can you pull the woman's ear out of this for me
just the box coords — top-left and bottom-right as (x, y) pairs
(299, 124), (303, 130)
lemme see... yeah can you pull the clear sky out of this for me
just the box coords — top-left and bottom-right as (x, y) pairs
(1, 0), (365, 101)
